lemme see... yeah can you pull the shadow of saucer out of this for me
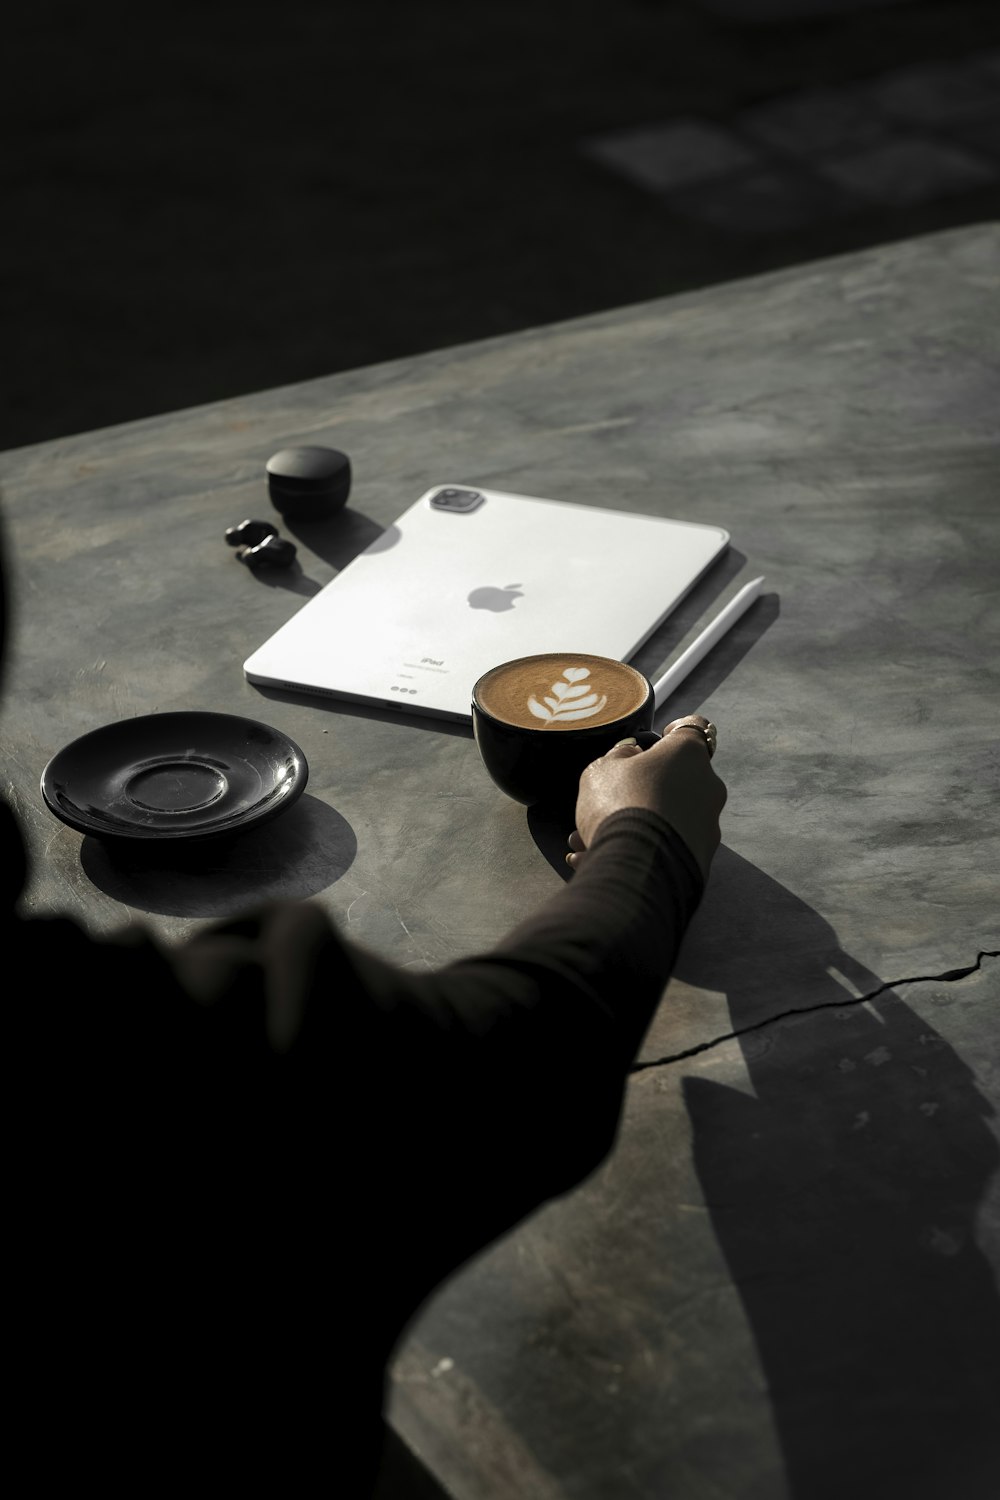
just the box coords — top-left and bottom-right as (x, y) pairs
(79, 794), (357, 918)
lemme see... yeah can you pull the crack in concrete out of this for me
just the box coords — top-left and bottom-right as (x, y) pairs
(629, 949), (999, 1074)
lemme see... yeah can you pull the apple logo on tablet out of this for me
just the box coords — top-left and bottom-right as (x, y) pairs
(468, 583), (523, 611)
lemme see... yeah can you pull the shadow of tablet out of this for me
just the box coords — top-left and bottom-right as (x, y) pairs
(78, 793), (357, 918)
(646, 586), (780, 720)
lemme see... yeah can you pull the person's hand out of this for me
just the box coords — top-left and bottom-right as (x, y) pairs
(567, 715), (727, 883)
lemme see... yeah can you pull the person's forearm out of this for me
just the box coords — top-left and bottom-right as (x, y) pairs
(366, 804), (705, 1099)
(477, 807), (704, 1061)
(163, 807), (707, 1326)
(354, 807), (706, 1289)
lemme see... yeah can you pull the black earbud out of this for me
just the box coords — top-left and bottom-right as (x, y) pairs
(225, 518), (279, 548)
(224, 518), (297, 568)
(235, 534), (298, 569)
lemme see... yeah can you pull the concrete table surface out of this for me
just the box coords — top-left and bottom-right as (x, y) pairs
(2, 223), (998, 1498)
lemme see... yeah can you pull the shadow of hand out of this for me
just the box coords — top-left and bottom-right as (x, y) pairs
(675, 851), (1000, 1496)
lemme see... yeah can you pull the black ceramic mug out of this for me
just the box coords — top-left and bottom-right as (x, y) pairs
(472, 651), (657, 809)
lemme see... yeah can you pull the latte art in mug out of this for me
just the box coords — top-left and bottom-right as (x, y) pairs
(475, 653), (649, 731)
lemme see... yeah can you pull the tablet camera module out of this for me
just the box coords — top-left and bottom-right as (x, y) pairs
(431, 487), (484, 513)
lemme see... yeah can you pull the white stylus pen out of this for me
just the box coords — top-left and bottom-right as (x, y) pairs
(651, 575), (765, 711)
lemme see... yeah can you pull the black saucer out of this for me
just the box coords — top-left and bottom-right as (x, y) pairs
(41, 712), (308, 842)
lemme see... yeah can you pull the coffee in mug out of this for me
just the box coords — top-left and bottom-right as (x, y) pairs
(475, 653), (650, 731)
(472, 652), (655, 807)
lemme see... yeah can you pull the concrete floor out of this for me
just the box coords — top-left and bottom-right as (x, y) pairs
(5, 0), (1000, 454)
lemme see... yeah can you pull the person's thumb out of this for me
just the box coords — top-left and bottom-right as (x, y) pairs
(605, 737), (645, 757)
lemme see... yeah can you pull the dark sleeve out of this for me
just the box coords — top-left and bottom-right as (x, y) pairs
(344, 808), (704, 1305)
(6, 798), (703, 1483)
(163, 807), (703, 1332)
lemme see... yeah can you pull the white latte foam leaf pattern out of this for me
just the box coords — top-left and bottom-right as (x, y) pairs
(539, 698), (608, 723)
(527, 666), (608, 725)
(542, 693), (599, 713)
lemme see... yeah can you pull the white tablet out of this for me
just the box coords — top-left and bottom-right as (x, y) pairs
(243, 484), (729, 721)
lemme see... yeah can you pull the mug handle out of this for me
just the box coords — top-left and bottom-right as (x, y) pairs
(632, 730), (662, 751)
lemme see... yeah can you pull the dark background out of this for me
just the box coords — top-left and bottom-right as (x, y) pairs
(5, 0), (999, 453)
